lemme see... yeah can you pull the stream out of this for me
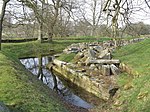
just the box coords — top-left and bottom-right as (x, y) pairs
(20, 56), (94, 109)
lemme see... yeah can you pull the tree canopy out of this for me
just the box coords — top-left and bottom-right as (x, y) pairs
(0, 0), (150, 49)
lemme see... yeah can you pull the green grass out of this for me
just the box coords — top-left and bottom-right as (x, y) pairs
(57, 53), (76, 62)
(114, 38), (150, 75)
(112, 38), (150, 112)
(2, 36), (110, 58)
(0, 51), (68, 112)
(0, 37), (110, 111)
(1, 40), (73, 111)
(2, 41), (67, 58)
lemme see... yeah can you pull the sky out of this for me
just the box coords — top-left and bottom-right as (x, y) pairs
(130, 0), (150, 24)
(0, 1), (2, 14)
(1, 0), (150, 25)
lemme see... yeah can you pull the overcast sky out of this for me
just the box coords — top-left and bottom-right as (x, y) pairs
(0, 1), (2, 14)
(1, 0), (150, 24)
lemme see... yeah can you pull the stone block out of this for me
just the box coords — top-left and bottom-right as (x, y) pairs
(102, 53), (111, 59)
(98, 49), (109, 59)
(102, 65), (110, 76)
(110, 64), (120, 75)
(93, 46), (103, 53)
(89, 64), (97, 70)
(88, 49), (96, 58)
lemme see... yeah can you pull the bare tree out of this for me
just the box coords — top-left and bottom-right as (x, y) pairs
(102, 0), (150, 45)
(103, 0), (133, 46)
(19, 0), (73, 42)
(145, 0), (150, 9)
(124, 22), (150, 36)
(90, 0), (104, 36)
(46, 0), (61, 41)
(73, 0), (104, 36)
(20, 0), (45, 42)
(3, 1), (37, 39)
(44, 0), (74, 40)
(0, 0), (10, 50)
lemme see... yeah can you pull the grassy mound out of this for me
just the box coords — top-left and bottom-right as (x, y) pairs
(0, 51), (68, 112)
(114, 39), (150, 75)
(113, 39), (150, 112)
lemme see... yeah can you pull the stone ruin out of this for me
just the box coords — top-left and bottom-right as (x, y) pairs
(51, 37), (149, 100)
(63, 41), (120, 76)
(63, 37), (150, 76)
(50, 41), (120, 100)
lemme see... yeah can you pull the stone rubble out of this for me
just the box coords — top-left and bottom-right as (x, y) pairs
(63, 41), (120, 76)
(51, 37), (149, 100)
(63, 37), (149, 76)
(52, 41), (120, 100)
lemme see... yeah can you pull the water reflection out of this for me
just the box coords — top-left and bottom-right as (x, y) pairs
(20, 56), (93, 109)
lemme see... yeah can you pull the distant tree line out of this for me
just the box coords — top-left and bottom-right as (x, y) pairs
(1, 0), (150, 49)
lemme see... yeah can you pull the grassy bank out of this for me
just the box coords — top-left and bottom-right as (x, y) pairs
(2, 37), (110, 58)
(2, 41), (68, 58)
(0, 40), (76, 111)
(0, 37), (110, 112)
(0, 40), (81, 111)
(0, 51), (68, 112)
(112, 38), (150, 112)
(114, 39), (150, 75)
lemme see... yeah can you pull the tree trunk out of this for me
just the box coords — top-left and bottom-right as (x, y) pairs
(91, 26), (96, 36)
(91, 0), (96, 36)
(37, 2), (44, 43)
(38, 22), (43, 43)
(0, 0), (10, 50)
(46, 0), (60, 42)
(48, 32), (53, 42)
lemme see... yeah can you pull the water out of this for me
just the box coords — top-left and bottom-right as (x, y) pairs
(20, 56), (93, 109)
